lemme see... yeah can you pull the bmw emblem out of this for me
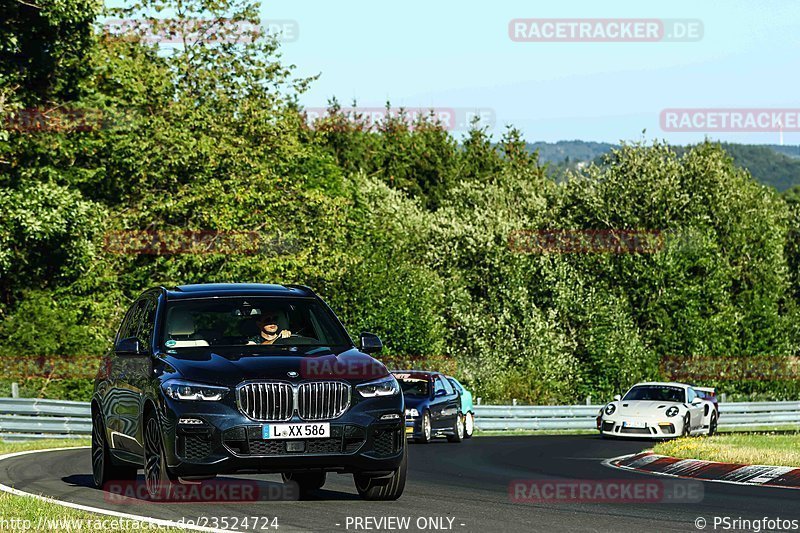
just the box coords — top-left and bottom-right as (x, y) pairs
(287, 371), (299, 378)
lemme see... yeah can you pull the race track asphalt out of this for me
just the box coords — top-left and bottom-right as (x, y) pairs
(2, 435), (798, 532)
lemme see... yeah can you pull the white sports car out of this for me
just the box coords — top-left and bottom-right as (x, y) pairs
(599, 382), (718, 439)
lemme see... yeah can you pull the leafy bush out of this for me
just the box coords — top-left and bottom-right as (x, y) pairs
(1, 0), (798, 404)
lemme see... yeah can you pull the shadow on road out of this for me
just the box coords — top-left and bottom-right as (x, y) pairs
(62, 473), (361, 503)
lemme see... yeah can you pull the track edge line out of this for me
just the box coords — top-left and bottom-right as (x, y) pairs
(0, 445), (237, 533)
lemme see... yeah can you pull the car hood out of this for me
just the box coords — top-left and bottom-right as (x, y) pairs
(160, 347), (388, 386)
(616, 400), (681, 416)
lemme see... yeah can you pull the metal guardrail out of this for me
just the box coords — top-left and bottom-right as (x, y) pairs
(474, 401), (800, 431)
(0, 398), (798, 440)
(0, 398), (91, 441)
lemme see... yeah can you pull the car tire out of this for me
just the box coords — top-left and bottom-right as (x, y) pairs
(447, 413), (464, 443)
(144, 413), (177, 501)
(464, 412), (474, 439)
(708, 412), (718, 437)
(354, 444), (407, 501)
(416, 411), (432, 444)
(681, 414), (691, 437)
(282, 471), (326, 497)
(92, 409), (137, 489)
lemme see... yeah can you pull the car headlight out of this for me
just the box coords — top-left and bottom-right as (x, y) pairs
(356, 376), (400, 398)
(604, 403), (616, 415)
(666, 406), (680, 417)
(405, 408), (419, 418)
(162, 379), (228, 401)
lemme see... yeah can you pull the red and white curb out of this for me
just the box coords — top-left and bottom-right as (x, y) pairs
(604, 452), (800, 490)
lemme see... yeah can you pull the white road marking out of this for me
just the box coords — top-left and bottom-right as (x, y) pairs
(0, 446), (236, 533)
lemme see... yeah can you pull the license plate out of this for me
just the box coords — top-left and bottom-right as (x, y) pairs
(262, 423), (330, 440)
(622, 421), (646, 428)
(405, 426), (413, 434)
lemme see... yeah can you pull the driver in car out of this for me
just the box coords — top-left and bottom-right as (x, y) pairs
(248, 312), (292, 345)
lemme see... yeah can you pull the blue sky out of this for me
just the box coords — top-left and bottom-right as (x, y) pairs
(260, 0), (800, 145)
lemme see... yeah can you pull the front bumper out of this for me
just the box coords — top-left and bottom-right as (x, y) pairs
(159, 393), (405, 476)
(600, 416), (681, 438)
(404, 416), (420, 439)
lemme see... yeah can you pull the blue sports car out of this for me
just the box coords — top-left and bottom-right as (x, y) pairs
(391, 370), (463, 443)
(446, 376), (474, 439)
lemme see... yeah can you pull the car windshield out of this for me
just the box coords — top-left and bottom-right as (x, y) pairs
(161, 297), (351, 349)
(394, 375), (430, 397)
(623, 385), (686, 403)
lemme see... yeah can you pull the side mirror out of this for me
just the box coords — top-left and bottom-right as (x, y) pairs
(115, 337), (144, 356)
(359, 332), (383, 354)
(613, 394), (622, 401)
(691, 397), (703, 405)
(435, 389), (447, 397)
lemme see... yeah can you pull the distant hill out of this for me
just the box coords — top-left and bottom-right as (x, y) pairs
(528, 141), (800, 191)
(718, 144), (800, 191)
(765, 145), (800, 159)
(528, 140), (617, 167)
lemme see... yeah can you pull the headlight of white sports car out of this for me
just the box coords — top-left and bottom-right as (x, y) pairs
(665, 406), (680, 417)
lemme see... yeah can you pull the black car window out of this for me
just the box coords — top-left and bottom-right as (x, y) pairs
(395, 376), (430, 397)
(116, 300), (142, 342)
(138, 297), (157, 350)
(161, 297), (351, 348)
(447, 377), (463, 393)
(132, 300), (148, 337)
(623, 385), (686, 403)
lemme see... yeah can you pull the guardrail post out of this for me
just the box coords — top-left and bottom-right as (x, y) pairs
(10, 383), (18, 399)
(512, 398), (517, 406)
(586, 395), (591, 405)
(476, 397), (481, 405)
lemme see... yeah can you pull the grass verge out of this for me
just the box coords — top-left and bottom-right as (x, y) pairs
(652, 432), (800, 468)
(0, 438), (185, 532)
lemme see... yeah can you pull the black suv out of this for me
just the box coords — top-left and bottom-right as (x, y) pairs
(92, 283), (406, 500)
